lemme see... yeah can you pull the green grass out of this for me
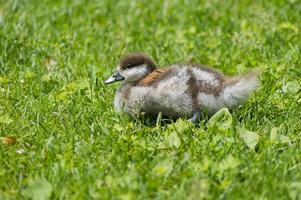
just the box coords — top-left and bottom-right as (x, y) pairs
(1, 0), (301, 199)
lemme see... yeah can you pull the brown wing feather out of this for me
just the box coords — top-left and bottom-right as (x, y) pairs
(137, 68), (169, 86)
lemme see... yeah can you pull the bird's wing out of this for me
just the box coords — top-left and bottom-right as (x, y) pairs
(137, 68), (170, 86)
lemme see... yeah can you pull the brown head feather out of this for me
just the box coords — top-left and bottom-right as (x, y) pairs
(119, 52), (157, 71)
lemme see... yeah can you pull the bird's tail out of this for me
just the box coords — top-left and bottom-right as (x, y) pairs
(222, 69), (261, 107)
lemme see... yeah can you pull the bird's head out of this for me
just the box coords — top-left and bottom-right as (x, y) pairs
(104, 52), (156, 84)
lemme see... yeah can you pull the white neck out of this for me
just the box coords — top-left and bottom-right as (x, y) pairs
(120, 64), (149, 82)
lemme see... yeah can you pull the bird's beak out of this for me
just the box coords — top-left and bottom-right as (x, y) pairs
(104, 71), (125, 84)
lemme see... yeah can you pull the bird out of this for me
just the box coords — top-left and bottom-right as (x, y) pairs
(104, 52), (260, 123)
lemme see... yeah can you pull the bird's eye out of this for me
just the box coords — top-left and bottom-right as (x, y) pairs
(125, 64), (132, 68)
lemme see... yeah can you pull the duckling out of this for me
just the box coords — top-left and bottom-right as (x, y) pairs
(104, 52), (260, 123)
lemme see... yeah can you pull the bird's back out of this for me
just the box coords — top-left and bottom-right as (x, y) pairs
(133, 64), (224, 117)
(123, 64), (259, 117)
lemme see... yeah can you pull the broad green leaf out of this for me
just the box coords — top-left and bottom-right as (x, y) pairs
(238, 127), (259, 149)
(0, 114), (13, 124)
(24, 71), (35, 80)
(113, 124), (124, 132)
(172, 119), (191, 133)
(289, 182), (301, 200)
(41, 74), (51, 82)
(270, 127), (279, 142)
(219, 154), (241, 171)
(165, 132), (181, 149)
(153, 160), (173, 177)
(55, 80), (90, 101)
(187, 178), (210, 199)
(279, 135), (291, 144)
(278, 22), (299, 34)
(0, 77), (9, 84)
(22, 179), (53, 200)
(282, 81), (300, 94)
(207, 108), (233, 135)
(55, 91), (70, 101)
(119, 193), (133, 200)
(270, 127), (291, 144)
(200, 156), (211, 172)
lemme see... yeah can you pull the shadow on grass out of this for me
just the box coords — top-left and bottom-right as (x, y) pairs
(128, 112), (211, 128)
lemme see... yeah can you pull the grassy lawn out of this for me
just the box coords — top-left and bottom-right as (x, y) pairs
(1, 0), (301, 199)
